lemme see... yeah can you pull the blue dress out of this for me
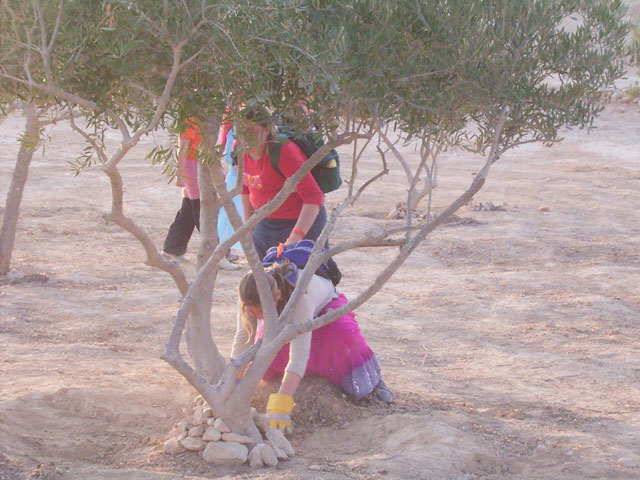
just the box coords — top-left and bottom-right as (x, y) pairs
(217, 129), (243, 251)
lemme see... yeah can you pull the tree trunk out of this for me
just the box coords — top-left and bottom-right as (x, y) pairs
(183, 120), (227, 384)
(0, 103), (39, 275)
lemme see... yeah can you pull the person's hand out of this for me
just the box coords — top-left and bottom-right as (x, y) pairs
(266, 411), (291, 431)
(266, 393), (294, 430)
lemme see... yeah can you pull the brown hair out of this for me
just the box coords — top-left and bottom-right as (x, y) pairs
(238, 262), (296, 340)
(241, 105), (275, 152)
(242, 105), (272, 127)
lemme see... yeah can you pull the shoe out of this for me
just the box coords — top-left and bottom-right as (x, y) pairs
(218, 257), (240, 270)
(161, 251), (190, 264)
(373, 379), (394, 403)
(226, 252), (240, 262)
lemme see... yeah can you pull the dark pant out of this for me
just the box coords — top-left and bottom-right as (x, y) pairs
(163, 198), (200, 256)
(253, 205), (327, 261)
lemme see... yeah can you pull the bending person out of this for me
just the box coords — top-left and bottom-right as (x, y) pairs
(231, 243), (393, 432)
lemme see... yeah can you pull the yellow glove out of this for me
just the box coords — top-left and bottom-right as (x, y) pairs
(266, 393), (295, 430)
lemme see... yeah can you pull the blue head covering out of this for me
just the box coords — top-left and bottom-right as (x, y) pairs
(263, 239), (332, 284)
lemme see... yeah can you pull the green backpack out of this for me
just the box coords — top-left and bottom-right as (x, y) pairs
(270, 127), (342, 194)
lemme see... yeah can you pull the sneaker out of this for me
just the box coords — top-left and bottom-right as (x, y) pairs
(373, 379), (394, 403)
(161, 251), (190, 264)
(218, 257), (240, 270)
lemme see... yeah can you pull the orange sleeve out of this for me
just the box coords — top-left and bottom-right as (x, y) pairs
(182, 118), (202, 148)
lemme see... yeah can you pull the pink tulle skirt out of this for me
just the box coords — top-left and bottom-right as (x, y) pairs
(256, 293), (382, 399)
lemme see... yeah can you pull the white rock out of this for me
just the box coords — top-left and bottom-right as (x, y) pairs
(166, 426), (182, 440)
(178, 419), (190, 432)
(182, 406), (194, 418)
(203, 407), (214, 418)
(266, 427), (295, 457)
(261, 443), (278, 467)
(180, 436), (207, 451)
(202, 441), (248, 465)
(214, 418), (231, 433)
(618, 456), (640, 468)
(267, 441), (288, 460)
(193, 394), (204, 406)
(221, 432), (253, 444)
(612, 91), (626, 101)
(192, 406), (205, 425)
(533, 443), (548, 453)
(189, 424), (207, 437)
(248, 444), (265, 469)
(163, 437), (186, 454)
(202, 427), (222, 442)
(254, 413), (269, 433)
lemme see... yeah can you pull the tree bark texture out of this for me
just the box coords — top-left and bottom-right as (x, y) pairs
(181, 120), (227, 385)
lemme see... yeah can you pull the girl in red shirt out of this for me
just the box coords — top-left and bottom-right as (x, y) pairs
(237, 107), (328, 260)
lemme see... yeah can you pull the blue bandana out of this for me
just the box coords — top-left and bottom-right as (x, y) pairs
(263, 239), (331, 284)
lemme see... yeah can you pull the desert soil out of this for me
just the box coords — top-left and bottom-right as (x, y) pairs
(1, 71), (640, 480)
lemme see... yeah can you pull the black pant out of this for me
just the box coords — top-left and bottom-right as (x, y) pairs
(163, 198), (200, 256)
(252, 205), (328, 261)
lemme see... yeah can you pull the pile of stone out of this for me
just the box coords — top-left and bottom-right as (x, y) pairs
(599, 88), (640, 108)
(162, 397), (295, 469)
(470, 201), (507, 212)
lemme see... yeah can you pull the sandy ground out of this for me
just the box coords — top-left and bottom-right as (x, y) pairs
(1, 69), (640, 478)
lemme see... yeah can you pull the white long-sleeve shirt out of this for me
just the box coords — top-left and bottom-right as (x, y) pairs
(231, 272), (337, 377)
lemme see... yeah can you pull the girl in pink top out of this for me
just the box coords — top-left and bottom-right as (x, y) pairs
(162, 119), (238, 269)
(162, 119), (202, 257)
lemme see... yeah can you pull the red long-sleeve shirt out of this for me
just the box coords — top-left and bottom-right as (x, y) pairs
(242, 141), (323, 219)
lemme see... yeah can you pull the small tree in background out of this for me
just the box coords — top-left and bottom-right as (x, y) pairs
(0, 100), (77, 275)
(0, 0), (627, 450)
(0, 1), (81, 275)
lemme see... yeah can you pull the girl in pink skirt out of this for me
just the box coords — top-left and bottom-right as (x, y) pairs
(231, 247), (393, 431)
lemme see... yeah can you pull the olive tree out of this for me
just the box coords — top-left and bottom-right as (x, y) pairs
(0, 1), (80, 275)
(161, 0), (627, 441)
(0, 0), (626, 446)
(0, 100), (78, 275)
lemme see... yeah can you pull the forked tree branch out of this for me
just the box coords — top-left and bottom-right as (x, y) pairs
(162, 132), (367, 398)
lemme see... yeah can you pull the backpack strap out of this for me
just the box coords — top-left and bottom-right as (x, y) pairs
(269, 142), (286, 179)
